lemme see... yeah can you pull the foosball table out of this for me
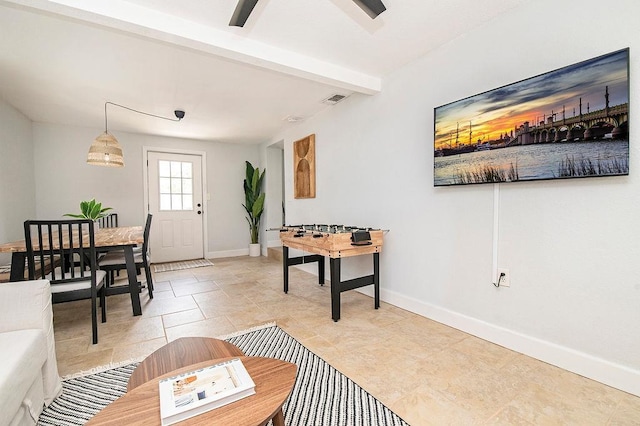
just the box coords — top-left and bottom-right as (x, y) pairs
(277, 224), (386, 321)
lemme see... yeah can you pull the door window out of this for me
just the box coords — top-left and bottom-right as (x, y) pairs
(158, 160), (193, 211)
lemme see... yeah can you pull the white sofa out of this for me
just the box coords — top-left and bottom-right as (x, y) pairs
(0, 280), (62, 426)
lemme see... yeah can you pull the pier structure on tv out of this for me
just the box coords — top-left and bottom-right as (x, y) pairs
(510, 87), (628, 146)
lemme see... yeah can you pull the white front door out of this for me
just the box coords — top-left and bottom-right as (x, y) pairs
(147, 151), (204, 263)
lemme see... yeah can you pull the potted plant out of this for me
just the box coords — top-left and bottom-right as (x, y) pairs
(64, 198), (112, 227)
(242, 161), (265, 257)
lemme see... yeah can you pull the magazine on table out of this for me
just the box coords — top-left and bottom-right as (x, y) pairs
(158, 358), (256, 425)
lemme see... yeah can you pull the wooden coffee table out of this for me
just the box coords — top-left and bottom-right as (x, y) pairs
(88, 337), (296, 425)
(87, 356), (297, 425)
(127, 337), (245, 391)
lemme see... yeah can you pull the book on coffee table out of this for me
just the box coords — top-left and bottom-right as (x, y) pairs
(159, 358), (256, 425)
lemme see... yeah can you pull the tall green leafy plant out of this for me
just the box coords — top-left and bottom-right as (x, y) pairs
(64, 198), (112, 221)
(242, 161), (266, 244)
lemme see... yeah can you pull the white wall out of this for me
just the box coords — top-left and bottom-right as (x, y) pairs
(267, 0), (640, 396)
(0, 99), (35, 265)
(32, 123), (260, 257)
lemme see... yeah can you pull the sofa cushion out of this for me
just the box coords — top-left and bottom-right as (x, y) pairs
(0, 329), (47, 425)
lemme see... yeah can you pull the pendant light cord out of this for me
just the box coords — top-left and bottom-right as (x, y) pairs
(104, 101), (183, 132)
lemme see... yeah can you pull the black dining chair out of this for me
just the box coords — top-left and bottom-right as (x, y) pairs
(99, 214), (154, 298)
(97, 213), (118, 228)
(24, 219), (107, 344)
(95, 212), (118, 267)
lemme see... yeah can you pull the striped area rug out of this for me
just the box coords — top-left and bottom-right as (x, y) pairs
(38, 324), (409, 426)
(152, 258), (214, 273)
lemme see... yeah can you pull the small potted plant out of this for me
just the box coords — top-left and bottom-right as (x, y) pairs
(64, 198), (112, 227)
(242, 161), (265, 256)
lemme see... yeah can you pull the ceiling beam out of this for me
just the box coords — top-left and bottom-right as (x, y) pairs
(2, 0), (381, 94)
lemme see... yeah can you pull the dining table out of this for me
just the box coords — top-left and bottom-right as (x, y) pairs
(0, 225), (144, 316)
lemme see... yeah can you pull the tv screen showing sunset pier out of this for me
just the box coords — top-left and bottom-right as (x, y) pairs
(433, 48), (629, 186)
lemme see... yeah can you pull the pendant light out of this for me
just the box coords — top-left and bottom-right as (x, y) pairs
(87, 102), (185, 168)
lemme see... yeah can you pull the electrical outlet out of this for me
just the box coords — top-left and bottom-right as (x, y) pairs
(497, 268), (510, 287)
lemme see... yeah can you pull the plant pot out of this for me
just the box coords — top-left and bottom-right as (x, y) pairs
(249, 243), (261, 257)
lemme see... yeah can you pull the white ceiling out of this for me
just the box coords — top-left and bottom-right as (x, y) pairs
(0, 0), (527, 144)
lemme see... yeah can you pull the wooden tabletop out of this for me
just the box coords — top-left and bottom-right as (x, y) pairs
(128, 337), (245, 391)
(87, 356), (297, 426)
(0, 226), (143, 253)
(280, 229), (384, 258)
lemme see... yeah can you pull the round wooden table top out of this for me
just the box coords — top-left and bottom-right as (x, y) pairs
(128, 337), (245, 391)
(87, 356), (297, 426)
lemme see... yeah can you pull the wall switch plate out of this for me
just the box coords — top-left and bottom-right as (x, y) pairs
(497, 268), (510, 287)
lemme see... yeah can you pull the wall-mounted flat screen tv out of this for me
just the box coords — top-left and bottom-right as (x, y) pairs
(434, 48), (629, 186)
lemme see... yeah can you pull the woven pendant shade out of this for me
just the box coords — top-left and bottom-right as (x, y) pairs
(87, 132), (124, 167)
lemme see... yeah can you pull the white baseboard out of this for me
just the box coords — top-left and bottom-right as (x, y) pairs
(208, 249), (249, 258)
(357, 286), (640, 397)
(209, 242), (281, 259)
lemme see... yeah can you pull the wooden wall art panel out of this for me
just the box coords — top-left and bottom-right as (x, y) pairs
(293, 134), (316, 199)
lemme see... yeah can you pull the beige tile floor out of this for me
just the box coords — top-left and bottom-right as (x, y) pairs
(52, 256), (640, 425)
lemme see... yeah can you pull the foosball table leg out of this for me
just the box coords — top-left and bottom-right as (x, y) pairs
(318, 256), (325, 286)
(283, 246), (289, 294)
(330, 258), (341, 322)
(373, 252), (380, 309)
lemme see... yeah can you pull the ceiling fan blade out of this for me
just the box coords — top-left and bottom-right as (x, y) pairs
(352, 0), (386, 19)
(229, 0), (259, 27)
